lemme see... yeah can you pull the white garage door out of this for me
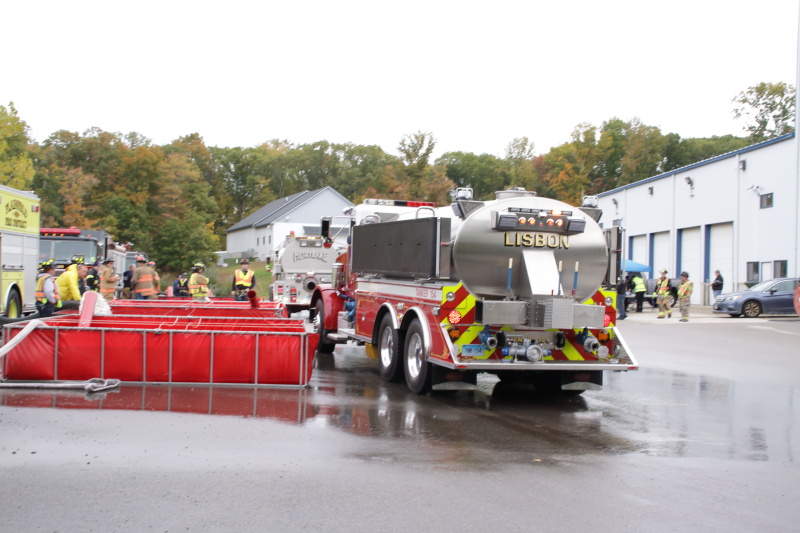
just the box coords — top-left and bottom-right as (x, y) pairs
(651, 231), (671, 275)
(630, 234), (648, 274)
(708, 223), (734, 294)
(680, 227), (702, 304)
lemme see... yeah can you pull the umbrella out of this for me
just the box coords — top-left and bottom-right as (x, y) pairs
(623, 259), (652, 274)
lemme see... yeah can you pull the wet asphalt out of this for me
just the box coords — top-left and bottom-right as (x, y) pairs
(0, 306), (798, 531)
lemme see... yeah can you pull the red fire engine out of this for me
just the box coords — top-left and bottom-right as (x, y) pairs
(310, 188), (637, 394)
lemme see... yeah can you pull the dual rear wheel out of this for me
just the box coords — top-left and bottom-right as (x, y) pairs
(377, 316), (430, 394)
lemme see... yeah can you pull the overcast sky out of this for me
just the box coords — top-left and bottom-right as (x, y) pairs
(2, 1), (798, 159)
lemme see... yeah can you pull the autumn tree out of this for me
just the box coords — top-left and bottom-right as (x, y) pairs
(0, 103), (35, 189)
(733, 81), (796, 141)
(437, 151), (508, 200)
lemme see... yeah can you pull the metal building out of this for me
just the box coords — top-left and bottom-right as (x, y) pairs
(596, 132), (799, 304)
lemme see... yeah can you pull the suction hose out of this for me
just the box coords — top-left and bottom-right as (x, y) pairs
(247, 290), (259, 309)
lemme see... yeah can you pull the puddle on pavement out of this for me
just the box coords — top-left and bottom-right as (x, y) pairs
(1, 347), (795, 463)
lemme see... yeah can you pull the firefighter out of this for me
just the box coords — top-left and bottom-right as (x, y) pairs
(148, 260), (161, 294)
(655, 269), (672, 319)
(189, 263), (210, 302)
(131, 255), (157, 300)
(631, 272), (646, 312)
(99, 259), (119, 301)
(56, 261), (87, 302)
(678, 271), (694, 322)
(173, 273), (190, 297)
(66, 254), (87, 295)
(85, 261), (100, 292)
(35, 259), (62, 318)
(122, 264), (135, 299)
(231, 258), (255, 301)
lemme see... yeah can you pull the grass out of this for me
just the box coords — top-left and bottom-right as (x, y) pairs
(157, 261), (273, 298)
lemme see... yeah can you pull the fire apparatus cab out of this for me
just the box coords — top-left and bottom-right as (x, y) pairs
(310, 188), (637, 394)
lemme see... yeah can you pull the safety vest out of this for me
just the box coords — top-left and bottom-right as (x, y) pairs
(678, 280), (693, 298)
(35, 273), (61, 304)
(189, 272), (209, 298)
(633, 276), (645, 293)
(234, 269), (254, 288)
(656, 277), (671, 294)
(177, 278), (189, 292)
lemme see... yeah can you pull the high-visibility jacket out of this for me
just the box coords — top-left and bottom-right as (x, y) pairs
(233, 269), (255, 290)
(99, 265), (118, 299)
(35, 273), (61, 305)
(189, 272), (209, 298)
(632, 276), (646, 293)
(131, 265), (158, 297)
(656, 277), (671, 295)
(56, 269), (82, 301)
(678, 280), (694, 298)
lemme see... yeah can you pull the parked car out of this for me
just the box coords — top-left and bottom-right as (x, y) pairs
(713, 278), (799, 318)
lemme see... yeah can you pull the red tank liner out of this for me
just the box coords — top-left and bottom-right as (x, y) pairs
(2, 314), (317, 386)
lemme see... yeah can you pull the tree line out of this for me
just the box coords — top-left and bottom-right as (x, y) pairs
(0, 82), (794, 273)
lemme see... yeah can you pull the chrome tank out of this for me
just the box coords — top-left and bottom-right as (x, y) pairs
(451, 196), (607, 302)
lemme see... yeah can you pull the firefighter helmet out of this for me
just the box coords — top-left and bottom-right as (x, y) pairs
(241, 258), (249, 265)
(660, 269), (668, 274)
(40, 258), (55, 270)
(102, 258), (114, 264)
(71, 255), (85, 265)
(680, 271), (689, 277)
(136, 255), (145, 262)
(193, 262), (205, 270)
(147, 261), (156, 267)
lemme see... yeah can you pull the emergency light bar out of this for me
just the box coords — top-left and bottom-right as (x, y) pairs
(363, 199), (436, 208)
(41, 227), (82, 236)
(493, 208), (586, 235)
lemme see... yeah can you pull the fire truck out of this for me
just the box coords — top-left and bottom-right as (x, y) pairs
(0, 185), (41, 317)
(310, 188), (637, 394)
(271, 232), (343, 315)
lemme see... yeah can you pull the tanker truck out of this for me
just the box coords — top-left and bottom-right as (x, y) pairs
(310, 188), (637, 394)
(271, 233), (343, 315)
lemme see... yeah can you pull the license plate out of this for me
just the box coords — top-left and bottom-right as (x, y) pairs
(461, 344), (484, 357)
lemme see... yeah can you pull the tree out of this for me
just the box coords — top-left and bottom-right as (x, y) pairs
(504, 137), (537, 192)
(732, 82), (796, 141)
(398, 131), (436, 198)
(437, 151), (508, 200)
(0, 103), (35, 189)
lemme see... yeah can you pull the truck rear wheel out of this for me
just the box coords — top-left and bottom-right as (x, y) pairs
(403, 319), (431, 394)
(313, 299), (335, 353)
(377, 314), (403, 382)
(4, 290), (21, 318)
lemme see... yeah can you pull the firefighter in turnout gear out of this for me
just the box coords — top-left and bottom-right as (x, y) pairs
(231, 258), (255, 301)
(678, 271), (694, 322)
(656, 269), (672, 319)
(189, 263), (210, 302)
(35, 259), (62, 318)
(99, 259), (119, 301)
(85, 261), (100, 292)
(131, 255), (157, 300)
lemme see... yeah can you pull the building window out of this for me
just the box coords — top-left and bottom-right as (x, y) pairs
(759, 192), (773, 209)
(746, 262), (759, 283)
(774, 260), (787, 278)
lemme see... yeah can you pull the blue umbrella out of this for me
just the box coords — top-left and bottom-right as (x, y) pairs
(623, 259), (652, 274)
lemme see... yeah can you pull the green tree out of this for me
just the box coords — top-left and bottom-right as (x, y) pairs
(504, 137), (536, 191)
(211, 146), (274, 225)
(398, 131), (436, 198)
(437, 151), (508, 200)
(0, 103), (35, 189)
(733, 81), (796, 141)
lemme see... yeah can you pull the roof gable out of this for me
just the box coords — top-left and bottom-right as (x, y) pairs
(226, 187), (353, 233)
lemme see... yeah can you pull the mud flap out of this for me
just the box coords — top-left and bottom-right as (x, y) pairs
(431, 365), (477, 391)
(560, 370), (603, 391)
